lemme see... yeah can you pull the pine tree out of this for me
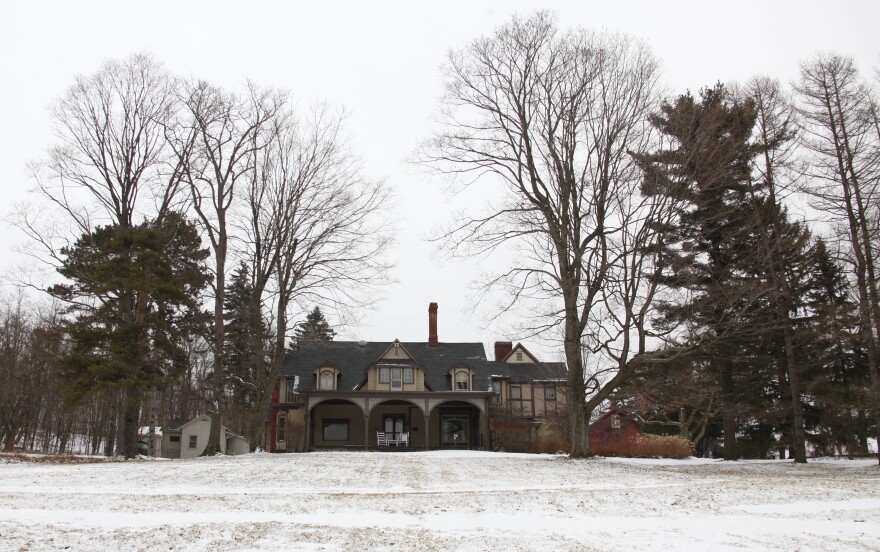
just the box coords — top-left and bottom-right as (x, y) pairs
(291, 307), (336, 348)
(49, 213), (210, 458)
(634, 84), (767, 460)
(802, 240), (870, 457)
(223, 262), (270, 408)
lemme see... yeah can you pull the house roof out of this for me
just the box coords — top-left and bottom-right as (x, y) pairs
(162, 418), (189, 431)
(281, 340), (567, 392)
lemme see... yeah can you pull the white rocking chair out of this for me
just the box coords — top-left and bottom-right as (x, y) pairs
(398, 432), (409, 447)
(377, 431), (387, 447)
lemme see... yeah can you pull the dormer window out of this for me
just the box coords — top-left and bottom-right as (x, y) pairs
(455, 371), (469, 390)
(319, 370), (335, 390)
(379, 365), (412, 390)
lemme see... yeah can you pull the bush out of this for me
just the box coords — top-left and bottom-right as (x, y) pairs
(591, 432), (692, 459)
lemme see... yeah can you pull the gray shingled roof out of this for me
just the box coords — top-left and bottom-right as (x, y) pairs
(281, 340), (567, 391)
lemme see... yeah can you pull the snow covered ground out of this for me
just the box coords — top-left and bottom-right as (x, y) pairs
(1, 451), (878, 551)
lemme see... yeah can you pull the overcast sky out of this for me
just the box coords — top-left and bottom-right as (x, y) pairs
(1, 1), (878, 360)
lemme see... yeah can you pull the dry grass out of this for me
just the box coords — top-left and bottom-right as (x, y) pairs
(0, 452), (114, 464)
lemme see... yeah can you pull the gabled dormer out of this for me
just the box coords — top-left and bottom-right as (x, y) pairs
(448, 362), (475, 391)
(503, 343), (539, 364)
(315, 362), (340, 390)
(362, 340), (427, 392)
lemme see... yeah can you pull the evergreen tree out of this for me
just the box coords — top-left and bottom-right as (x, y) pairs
(634, 84), (767, 460)
(802, 240), (870, 456)
(291, 307), (336, 348)
(49, 214), (210, 458)
(223, 262), (271, 408)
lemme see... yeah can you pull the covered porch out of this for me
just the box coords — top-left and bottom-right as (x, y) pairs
(301, 391), (491, 451)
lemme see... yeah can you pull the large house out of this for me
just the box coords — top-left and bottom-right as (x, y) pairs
(267, 303), (567, 452)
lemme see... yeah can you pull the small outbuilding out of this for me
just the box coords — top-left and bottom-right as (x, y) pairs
(160, 415), (251, 459)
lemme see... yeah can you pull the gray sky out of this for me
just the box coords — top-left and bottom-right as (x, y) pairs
(1, 0), (878, 360)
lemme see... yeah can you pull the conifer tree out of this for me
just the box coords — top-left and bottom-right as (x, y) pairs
(223, 262), (271, 408)
(635, 84), (766, 460)
(50, 214), (210, 458)
(292, 307), (336, 348)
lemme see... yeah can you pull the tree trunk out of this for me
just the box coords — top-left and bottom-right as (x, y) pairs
(782, 324), (807, 462)
(564, 324), (589, 458)
(3, 426), (17, 452)
(720, 358), (738, 460)
(119, 390), (141, 459)
(203, 242), (227, 456)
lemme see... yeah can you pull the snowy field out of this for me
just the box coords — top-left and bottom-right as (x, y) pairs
(1, 451), (878, 551)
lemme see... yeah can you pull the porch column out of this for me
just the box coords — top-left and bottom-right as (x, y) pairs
(364, 414), (370, 451)
(423, 410), (430, 450)
(303, 412), (311, 452)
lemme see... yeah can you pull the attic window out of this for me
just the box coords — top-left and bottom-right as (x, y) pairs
(455, 371), (469, 391)
(516, 352), (523, 361)
(319, 370), (335, 390)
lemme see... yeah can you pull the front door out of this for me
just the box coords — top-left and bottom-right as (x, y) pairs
(383, 415), (405, 442)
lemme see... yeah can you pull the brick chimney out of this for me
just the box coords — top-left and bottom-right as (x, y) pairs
(428, 302), (438, 347)
(494, 341), (513, 361)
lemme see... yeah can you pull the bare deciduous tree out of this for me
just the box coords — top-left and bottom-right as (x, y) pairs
(246, 104), (392, 447)
(795, 53), (880, 463)
(175, 80), (283, 455)
(425, 12), (668, 457)
(18, 54), (189, 458)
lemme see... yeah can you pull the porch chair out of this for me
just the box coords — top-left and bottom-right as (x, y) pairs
(398, 432), (409, 447)
(377, 431), (387, 447)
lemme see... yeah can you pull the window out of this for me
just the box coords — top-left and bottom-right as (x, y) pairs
(319, 370), (334, 390)
(169, 435), (180, 443)
(545, 386), (556, 400)
(322, 419), (349, 441)
(510, 386), (521, 400)
(516, 352), (523, 361)
(491, 380), (501, 404)
(286, 379), (297, 402)
(277, 414), (286, 442)
(188, 435), (197, 449)
(455, 371), (469, 390)
(383, 415), (405, 441)
(379, 366), (407, 390)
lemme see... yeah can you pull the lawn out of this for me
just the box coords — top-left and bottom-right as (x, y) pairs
(1, 450), (878, 551)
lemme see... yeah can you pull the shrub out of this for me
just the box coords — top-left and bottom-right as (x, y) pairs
(590, 432), (692, 459)
(634, 434), (692, 459)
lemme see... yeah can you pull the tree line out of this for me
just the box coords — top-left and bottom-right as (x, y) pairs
(3, 55), (390, 457)
(426, 12), (880, 462)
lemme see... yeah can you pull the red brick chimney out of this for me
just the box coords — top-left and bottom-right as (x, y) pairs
(428, 302), (438, 347)
(494, 341), (513, 361)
